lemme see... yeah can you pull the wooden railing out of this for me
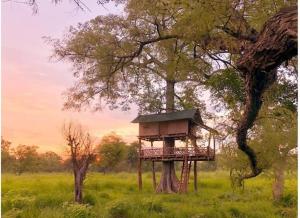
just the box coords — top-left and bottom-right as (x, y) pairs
(139, 146), (214, 159)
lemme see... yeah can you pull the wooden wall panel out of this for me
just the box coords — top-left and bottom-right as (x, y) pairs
(139, 123), (159, 136)
(168, 120), (188, 135)
(159, 122), (168, 135)
(139, 120), (189, 137)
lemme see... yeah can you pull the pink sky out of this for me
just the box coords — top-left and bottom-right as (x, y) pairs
(2, 1), (138, 153)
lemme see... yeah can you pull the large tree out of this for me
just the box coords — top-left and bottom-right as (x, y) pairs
(50, 0), (297, 190)
(178, 1), (297, 181)
(48, 1), (212, 193)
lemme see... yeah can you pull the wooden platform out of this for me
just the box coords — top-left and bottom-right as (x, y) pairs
(139, 146), (215, 161)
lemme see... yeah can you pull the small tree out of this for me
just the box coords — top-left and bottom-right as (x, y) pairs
(1, 138), (15, 172)
(39, 151), (63, 172)
(62, 122), (95, 203)
(97, 133), (126, 173)
(13, 145), (40, 174)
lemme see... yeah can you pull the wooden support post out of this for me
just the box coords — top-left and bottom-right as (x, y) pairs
(151, 141), (156, 190)
(194, 161), (198, 191)
(138, 138), (142, 191)
(182, 136), (189, 193)
(188, 161), (192, 184)
(213, 135), (216, 159)
(162, 138), (165, 157)
(207, 132), (211, 160)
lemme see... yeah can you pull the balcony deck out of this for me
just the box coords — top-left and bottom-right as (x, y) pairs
(139, 146), (215, 161)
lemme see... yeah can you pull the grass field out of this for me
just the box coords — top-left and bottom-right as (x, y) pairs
(1, 171), (297, 218)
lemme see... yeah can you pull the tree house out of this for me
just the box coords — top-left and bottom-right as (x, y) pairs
(132, 109), (218, 193)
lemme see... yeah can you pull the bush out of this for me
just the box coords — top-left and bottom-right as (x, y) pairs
(228, 207), (246, 218)
(62, 202), (95, 218)
(35, 194), (64, 208)
(278, 208), (297, 218)
(83, 193), (97, 206)
(141, 199), (164, 213)
(3, 195), (35, 210)
(2, 208), (22, 218)
(99, 192), (111, 199)
(279, 193), (297, 207)
(106, 200), (131, 218)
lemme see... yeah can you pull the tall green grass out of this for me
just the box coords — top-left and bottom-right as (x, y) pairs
(2, 171), (297, 218)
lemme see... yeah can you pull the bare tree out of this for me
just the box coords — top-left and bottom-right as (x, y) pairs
(62, 121), (95, 203)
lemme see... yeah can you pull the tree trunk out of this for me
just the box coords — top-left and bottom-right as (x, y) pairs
(272, 162), (285, 202)
(235, 6), (297, 181)
(156, 80), (180, 193)
(156, 138), (180, 193)
(74, 171), (83, 203)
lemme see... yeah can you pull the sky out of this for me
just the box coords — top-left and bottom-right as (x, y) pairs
(2, 1), (139, 153)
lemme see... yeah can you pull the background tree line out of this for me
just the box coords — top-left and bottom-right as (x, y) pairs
(2, 133), (225, 175)
(3, 129), (295, 176)
(1, 134), (150, 174)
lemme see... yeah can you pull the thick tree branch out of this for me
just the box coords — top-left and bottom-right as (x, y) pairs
(235, 5), (297, 180)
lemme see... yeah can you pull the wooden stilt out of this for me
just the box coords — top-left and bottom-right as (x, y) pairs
(180, 160), (185, 184)
(151, 141), (156, 190)
(194, 161), (198, 191)
(213, 134), (216, 160)
(207, 132), (211, 160)
(138, 138), (142, 191)
(181, 137), (189, 193)
(188, 161), (192, 184)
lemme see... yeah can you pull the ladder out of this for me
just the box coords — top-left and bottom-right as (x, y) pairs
(179, 160), (192, 193)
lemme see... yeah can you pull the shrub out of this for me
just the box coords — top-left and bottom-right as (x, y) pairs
(99, 192), (111, 199)
(279, 193), (297, 207)
(228, 207), (246, 218)
(62, 202), (95, 218)
(141, 199), (164, 213)
(2, 208), (22, 218)
(83, 193), (97, 206)
(35, 194), (64, 208)
(106, 200), (131, 218)
(278, 208), (297, 218)
(3, 195), (35, 210)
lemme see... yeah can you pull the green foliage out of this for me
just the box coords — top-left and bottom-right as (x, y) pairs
(265, 78), (297, 112)
(35, 194), (65, 208)
(83, 193), (97, 206)
(1, 138), (15, 172)
(206, 68), (244, 109)
(13, 145), (41, 174)
(106, 200), (131, 218)
(2, 208), (23, 218)
(253, 106), (297, 171)
(62, 202), (95, 218)
(39, 152), (63, 172)
(1, 141), (65, 174)
(279, 193), (297, 207)
(126, 142), (139, 169)
(97, 133), (126, 173)
(47, 0), (224, 114)
(3, 195), (35, 210)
